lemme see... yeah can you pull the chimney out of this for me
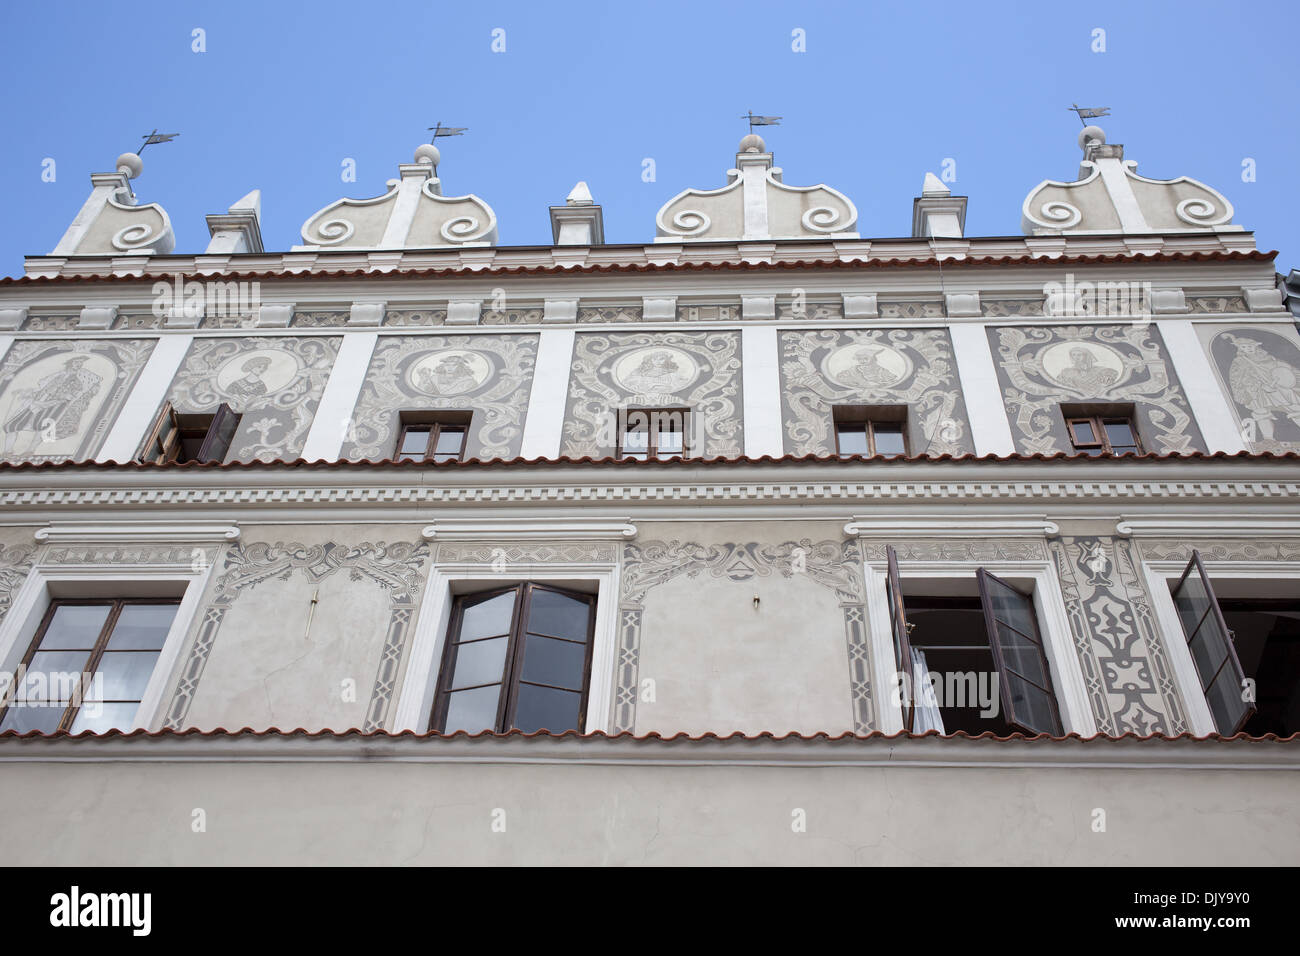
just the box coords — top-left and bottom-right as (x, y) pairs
(550, 181), (604, 245)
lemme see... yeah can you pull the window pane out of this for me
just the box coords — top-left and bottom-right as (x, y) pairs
(459, 591), (516, 641)
(398, 428), (430, 459)
(107, 605), (177, 650)
(443, 685), (501, 734)
(0, 705), (65, 734)
(1174, 573), (1214, 646)
(621, 428), (648, 455)
(1187, 626), (1229, 687)
(655, 430), (684, 456)
(434, 427), (465, 456)
(1003, 673), (1058, 734)
(521, 634), (587, 691)
(988, 585), (1038, 641)
(69, 702), (139, 734)
(995, 623), (1049, 687)
(513, 683), (582, 733)
(1070, 420), (1096, 444)
(526, 589), (590, 640)
(1104, 421), (1136, 450)
(873, 425), (906, 457)
(27, 651), (93, 698)
(87, 651), (159, 701)
(39, 604), (111, 650)
(1205, 670), (1252, 734)
(836, 425), (869, 456)
(449, 636), (508, 690)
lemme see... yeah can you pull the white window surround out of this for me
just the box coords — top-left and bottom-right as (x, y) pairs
(1121, 516), (1300, 737)
(391, 518), (633, 734)
(0, 523), (237, 733)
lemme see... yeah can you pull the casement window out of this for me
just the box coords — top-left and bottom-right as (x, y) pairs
(833, 406), (907, 458)
(617, 408), (688, 460)
(885, 544), (1062, 735)
(0, 598), (180, 733)
(1167, 550), (1300, 736)
(430, 583), (597, 734)
(1064, 412), (1142, 456)
(139, 402), (240, 464)
(395, 415), (470, 463)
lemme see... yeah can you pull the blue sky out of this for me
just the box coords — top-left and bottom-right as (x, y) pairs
(1, 1), (1294, 276)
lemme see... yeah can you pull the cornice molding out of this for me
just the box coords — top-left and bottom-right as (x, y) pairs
(1116, 515), (1300, 537)
(423, 518), (637, 540)
(843, 514), (1059, 538)
(33, 522), (241, 545)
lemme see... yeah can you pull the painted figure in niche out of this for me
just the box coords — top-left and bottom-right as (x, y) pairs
(622, 350), (691, 394)
(1054, 346), (1119, 392)
(224, 356), (273, 401)
(1225, 335), (1300, 440)
(2, 356), (103, 455)
(835, 346), (904, 390)
(417, 354), (480, 395)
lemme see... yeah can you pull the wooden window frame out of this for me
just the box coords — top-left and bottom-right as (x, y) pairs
(617, 408), (690, 460)
(1064, 413), (1142, 456)
(0, 597), (180, 732)
(833, 406), (909, 458)
(976, 569), (1064, 735)
(834, 420), (909, 458)
(429, 583), (598, 734)
(395, 419), (470, 463)
(139, 402), (240, 464)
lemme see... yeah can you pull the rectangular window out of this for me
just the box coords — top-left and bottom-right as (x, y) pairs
(834, 407), (908, 457)
(1170, 551), (1259, 734)
(396, 416), (470, 463)
(139, 402), (240, 464)
(618, 409), (689, 460)
(0, 598), (180, 733)
(431, 583), (597, 734)
(1064, 411), (1142, 456)
(884, 545), (1062, 735)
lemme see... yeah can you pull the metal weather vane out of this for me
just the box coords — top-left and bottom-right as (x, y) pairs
(1068, 104), (1111, 126)
(136, 129), (179, 156)
(741, 111), (781, 135)
(427, 122), (469, 143)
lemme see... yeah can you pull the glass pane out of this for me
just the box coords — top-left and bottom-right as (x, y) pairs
(459, 591), (516, 641)
(1004, 673), (1058, 734)
(0, 704), (65, 734)
(87, 651), (159, 701)
(27, 651), (93, 699)
(1070, 420), (1096, 444)
(398, 428), (430, 459)
(521, 634), (587, 691)
(69, 702), (139, 734)
(873, 425), (906, 457)
(449, 636), (508, 690)
(1188, 626), (1229, 687)
(655, 430), (683, 456)
(1104, 421), (1135, 449)
(107, 605), (177, 650)
(995, 623), (1049, 687)
(513, 683), (582, 733)
(988, 583), (1038, 641)
(836, 425), (869, 456)
(1206, 670), (1252, 734)
(526, 589), (590, 640)
(434, 427), (465, 456)
(621, 428), (648, 454)
(1174, 573), (1214, 649)
(39, 604), (111, 650)
(443, 685), (500, 734)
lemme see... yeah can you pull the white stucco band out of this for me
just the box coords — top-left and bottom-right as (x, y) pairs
(96, 334), (194, 463)
(300, 331), (378, 461)
(1158, 319), (1249, 454)
(948, 323), (1016, 456)
(741, 326), (783, 458)
(519, 329), (575, 459)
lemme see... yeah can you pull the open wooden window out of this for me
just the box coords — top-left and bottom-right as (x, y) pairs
(1064, 412), (1142, 456)
(617, 408), (689, 460)
(431, 583), (597, 734)
(0, 598), (180, 733)
(885, 554), (1063, 735)
(395, 413), (470, 463)
(1171, 550), (1256, 734)
(834, 406), (907, 457)
(139, 402), (240, 464)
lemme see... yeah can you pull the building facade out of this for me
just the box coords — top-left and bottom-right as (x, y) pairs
(0, 125), (1296, 864)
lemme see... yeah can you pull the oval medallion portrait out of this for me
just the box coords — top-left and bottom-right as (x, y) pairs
(216, 349), (302, 401)
(612, 347), (699, 395)
(823, 343), (911, 392)
(1040, 341), (1125, 394)
(408, 349), (492, 396)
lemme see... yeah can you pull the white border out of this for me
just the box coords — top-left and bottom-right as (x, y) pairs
(862, 557), (1096, 736)
(391, 561), (620, 734)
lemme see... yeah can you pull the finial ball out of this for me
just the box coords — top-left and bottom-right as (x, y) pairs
(414, 143), (441, 166)
(739, 133), (766, 153)
(1078, 125), (1106, 149)
(116, 152), (143, 179)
